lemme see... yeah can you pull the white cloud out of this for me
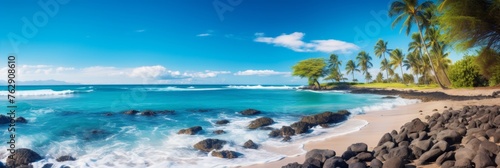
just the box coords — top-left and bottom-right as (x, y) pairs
(254, 32), (359, 53)
(196, 33), (212, 37)
(234, 70), (291, 76)
(135, 29), (146, 33)
(184, 70), (231, 78)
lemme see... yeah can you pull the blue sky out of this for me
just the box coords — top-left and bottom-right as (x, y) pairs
(0, 0), (461, 84)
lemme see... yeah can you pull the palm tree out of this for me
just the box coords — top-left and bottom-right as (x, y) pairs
(380, 59), (391, 82)
(390, 49), (405, 83)
(389, 0), (446, 88)
(326, 54), (343, 82)
(345, 60), (360, 82)
(365, 72), (373, 83)
(403, 52), (421, 84)
(356, 51), (373, 75)
(374, 39), (390, 80)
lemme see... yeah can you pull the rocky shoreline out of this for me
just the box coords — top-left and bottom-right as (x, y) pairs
(349, 88), (500, 102)
(281, 104), (500, 168)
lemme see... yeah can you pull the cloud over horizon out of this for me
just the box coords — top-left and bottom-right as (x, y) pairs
(234, 70), (291, 76)
(254, 32), (359, 53)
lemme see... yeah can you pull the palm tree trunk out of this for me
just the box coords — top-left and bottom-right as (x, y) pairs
(315, 79), (321, 90)
(415, 20), (446, 89)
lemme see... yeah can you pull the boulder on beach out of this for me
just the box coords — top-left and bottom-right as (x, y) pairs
(301, 158), (322, 168)
(348, 143), (368, 153)
(381, 96), (397, 99)
(280, 126), (295, 137)
(123, 110), (138, 115)
(403, 118), (428, 134)
(243, 140), (258, 149)
(269, 129), (281, 137)
(215, 119), (230, 125)
(177, 126), (202, 135)
(299, 110), (350, 126)
(382, 157), (404, 168)
(213, 130), (225, 134)
(56, 155), (76, 162)
(323, 157), (347, 168)
(305, 149), (335, 161)
(248, 117), (274, 129)
(290, 121), (311, 134)
(240, 109), (261, 115)
(211, 150), (239, 159)
(281, 162), (302, 168)
(6, 148), (43, 168)
(282, 136), (291, 142)
(193, 139), (227, 152)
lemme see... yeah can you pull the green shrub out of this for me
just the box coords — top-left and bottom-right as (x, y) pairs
(448, 56), (485, 87)
(489, 65), (500, 86)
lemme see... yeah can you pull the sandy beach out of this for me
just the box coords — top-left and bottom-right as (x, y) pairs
(243, 88), (500, 168)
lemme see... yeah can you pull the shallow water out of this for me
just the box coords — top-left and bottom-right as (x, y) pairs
(0, 85), (418, 167)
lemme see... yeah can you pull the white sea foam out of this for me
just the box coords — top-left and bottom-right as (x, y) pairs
(145, 86), (225, 91)
(0, 89), (75, 97)
(348, 97), (421, 115)
(226, 85), (300, 90)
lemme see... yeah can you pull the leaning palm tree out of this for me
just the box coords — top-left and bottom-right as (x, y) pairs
(345, 60), (360, 82)
(380, 59), (391, 82)
(389, 0), (446, 88)
(356, 51), (373, 75)
(374, 39), (390, 80)
(327, 54), (343, 82)
(390, 49), (405, 83)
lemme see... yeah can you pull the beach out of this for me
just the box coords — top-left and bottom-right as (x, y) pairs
(244, 88), (500, 168)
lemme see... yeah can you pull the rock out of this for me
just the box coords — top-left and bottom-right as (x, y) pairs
(444, 106), (447, 108)
(282, 162), (302, 168)
(433, 109), (438, 111)
(56, 155), (76, 162)
(282, 136), (291, 142)
(430, 140), (448, 152)
(472, 149), (495, 168)
(243, 140), (258, 149)
(341, 150), (357, 161)
(355, 152), (372, 162)
(411, 139), (433, 151)
(347, 162), (366, 168)
(302, 158), (322, 168)
(370, 159), (383, 168)
(269, 129), (281, 138)
(382, 157), (404, 168)
(240, 109), (261, 115)
(465, 138), (481, 151)
(215, 119), (230, 125)
(398, 141), (409, 147)
(140, 110), (156, 116)
(387, 146), (410, 160)
(300, 111), (350, 126)
(280, 126), (295, 137)
(213, 130), (225, 134)
(42, 163), (54, 168)
(435, 151), (454, 165)
(348, 143), (368, 153)
(455, 147), (476, 161)
(211, 150), (239, 159)
(479, 140), (499, 155)
(454, 159), (473, 168)
(403, 118), (428, 134)
(15, 117), (28, 123)
(306, 149), (336, 161)
(415, 149), (443, 165)
(193, 139), (226, 152)
(440, 160), (455, 168)
(290, 122), (311, 134)
(177, 126), (202, 135)
(323, 157), (347, 168)
(381, 96), (397, 99)
(319, 124), (329, 128)
(248, 117), (274, 129)
(123, 110), (138, 115)
(6, 148), (43, 168)
(377, 133), (393, 146)
(436, 129), (461, 144)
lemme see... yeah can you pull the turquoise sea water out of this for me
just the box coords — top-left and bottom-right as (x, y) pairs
(0, 85), (417, 167)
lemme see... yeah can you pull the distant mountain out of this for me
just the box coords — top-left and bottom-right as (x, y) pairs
(0, 80), (80, 85)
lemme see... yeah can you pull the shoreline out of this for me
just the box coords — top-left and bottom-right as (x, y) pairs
(242, 88), (500, 168)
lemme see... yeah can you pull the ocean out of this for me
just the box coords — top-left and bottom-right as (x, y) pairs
(0, 85), (418, 167)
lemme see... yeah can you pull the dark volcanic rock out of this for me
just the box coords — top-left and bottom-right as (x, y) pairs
(355, 152), (373, 162)
(269, 129), (281, 138)
(140, 110), (156, 116)
(436, 129), (461, 144)
(323, 157), (348, 168)
(243, 140), (258, 149)
(382, 157), (404, 168)
(211, 150), (239, 159)
(305, 149), (335, 161)
(348, 143), (368, 153)
(215, 119), (230, 125)
(213, 130), (225, 134)
(0, 115), (12, 124)
(280, 126), (295, 137)
(302, 158), (322, 168)
(347, 162), (366, 168)
(56, 155), (76, 162)
(240, 109), (261, 115)
(282, 136), (291, 142)
(177, 126), (202, 135)
(300, 111), (350, 126)
(441, 160), (455, 168)
(472, 149), (495, 168)
(290, 121), (311, 134)
(387, 146), (410, 160)
(6, 148), (42, 167)
(377, 133), (393, 146)
(435, 151), (454, 166)
(282, 162), (301, 168)
(381, 96), (397, 99)
(248, 117), (274, 129)
(403, 118), (428, 134)
(415, 149), (443, 165)
(15, 117), (28, 123)
(193, 139), (226, 152)
(123, 110), (138, 115)
(370, 159), (383, 168)
(341, 150), (357, 161)
(455, 147), (476, 161)
(42, 163), (53, 168)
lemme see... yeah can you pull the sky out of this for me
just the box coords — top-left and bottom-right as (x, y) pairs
(0, 0), (462, 85)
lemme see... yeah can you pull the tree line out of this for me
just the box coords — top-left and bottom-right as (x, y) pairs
(292, 0), (500, 89)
